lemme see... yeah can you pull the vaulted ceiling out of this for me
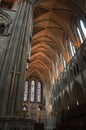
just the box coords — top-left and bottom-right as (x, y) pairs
(26, 0), (86, 88)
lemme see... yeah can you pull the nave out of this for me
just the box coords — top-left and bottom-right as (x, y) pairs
(0, 0), (86, 130)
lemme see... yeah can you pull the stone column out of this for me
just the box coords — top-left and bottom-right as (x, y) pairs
(0, 0), (33, 116)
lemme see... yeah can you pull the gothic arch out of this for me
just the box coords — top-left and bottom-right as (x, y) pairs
(69, 60), (79, 81)
(78, 44), (86, 69)
(63, 90), (70, 110)
(56, 96), (63, 113)
(72, 81), (86, 105)
(61, 71), (67, 87)
(0, 10), (12, 34)
(0, 10), (12, 23)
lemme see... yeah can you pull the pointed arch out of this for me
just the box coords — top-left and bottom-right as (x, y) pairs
(37, 81), (42, 103)
(63, 90), (70, 110)
(30, 80), (36, 102)
(72, 81), (86, 105)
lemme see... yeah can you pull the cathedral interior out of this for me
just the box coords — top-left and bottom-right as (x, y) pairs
(0, 0), (86, 130)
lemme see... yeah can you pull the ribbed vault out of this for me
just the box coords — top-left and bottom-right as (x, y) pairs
(26, 0), (86, 88)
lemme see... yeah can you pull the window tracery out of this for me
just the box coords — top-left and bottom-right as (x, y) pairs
(30, 80), (35, 102)
(24, 81), (28, 102)
(37, 81), (42, 103)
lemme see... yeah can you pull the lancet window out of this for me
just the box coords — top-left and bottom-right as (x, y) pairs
(69, 40), (76, 57)
(80, 20), (86, 38)
(77, 27), (83, 43)
(37, 81), (42, 103)
(30, 80), (35, 102)
(24, 81), (28, 102)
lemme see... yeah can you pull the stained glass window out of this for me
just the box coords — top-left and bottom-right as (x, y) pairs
(24, 81), (28, 102)
(69, 40), (76, 57)
(77, 27), (83, 43)
(37, 81), (42, 102)
(63, 56), (66, 68)
(30, 80), (35, 102)
(80, 20), (86, 38)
